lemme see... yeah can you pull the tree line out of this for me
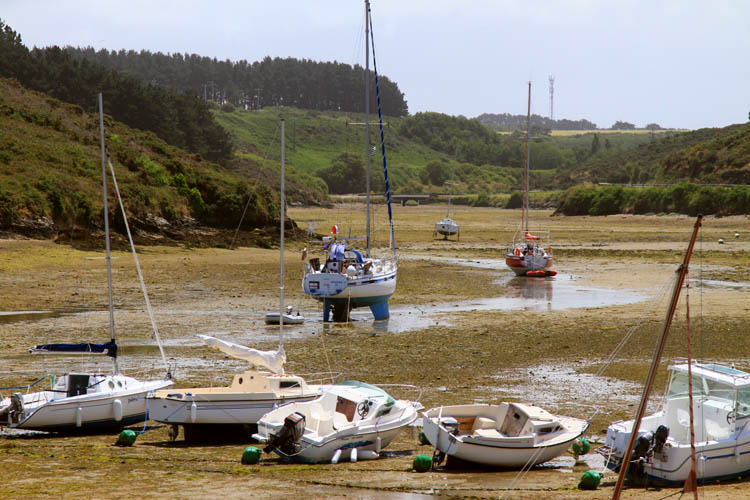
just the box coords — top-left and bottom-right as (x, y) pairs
(0, 19), (234, 164)
(475, 112), (597, 131)
(63, 48), (409, 117)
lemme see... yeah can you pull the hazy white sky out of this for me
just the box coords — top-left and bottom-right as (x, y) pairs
(4, 0), (749, 129)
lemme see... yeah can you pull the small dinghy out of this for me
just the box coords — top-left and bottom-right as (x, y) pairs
(421, 402), (588, 467)
(254, 380), (421, 464)
(265, 306), (304, 325)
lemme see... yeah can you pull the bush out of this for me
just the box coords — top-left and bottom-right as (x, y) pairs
(472, 191), (490, 207)
(505, 191), (523, 209)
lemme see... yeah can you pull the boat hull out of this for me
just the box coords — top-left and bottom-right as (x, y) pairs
(1, 378), (172, 433)
(264, 313), (304, 325)
(435, 218), (459, 237)
(422, 404), (587, 468)
(148, 391), (319, 426)
(505, 253), (554, 277)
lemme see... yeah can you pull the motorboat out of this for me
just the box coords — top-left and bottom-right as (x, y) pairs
(265, 305), (304, 325)
(0, 94), (173, 432)
(254, 380), (420, 463)
(422, 402), (588, 467)
(600, 362), (750, 486)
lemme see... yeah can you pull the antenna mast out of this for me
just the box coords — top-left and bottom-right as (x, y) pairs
(548, 75), (554, 120)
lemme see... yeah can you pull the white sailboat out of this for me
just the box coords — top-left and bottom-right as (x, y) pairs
(254, 380), (420, 464)
(421, 402), (588, 468)
(434, 147), (459, 240)
(302, 0), (398, 322)
(505, 82), (555, 278)
(148, 120), (331, 441)
(0, 94), (173, 432)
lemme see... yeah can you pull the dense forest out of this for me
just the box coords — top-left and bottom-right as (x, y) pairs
(63, 47), (409, 117)
(0, 20), (233, 164)
(476, 112), (597, 131)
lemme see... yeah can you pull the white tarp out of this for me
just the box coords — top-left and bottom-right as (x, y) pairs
(197, 335), (286, 374)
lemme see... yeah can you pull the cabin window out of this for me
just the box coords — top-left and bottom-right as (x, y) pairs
(704, 379), (735, 402)
(737, 389), (750, 417)
(667, 372), (706, 399)
(279, 381), (301, 389)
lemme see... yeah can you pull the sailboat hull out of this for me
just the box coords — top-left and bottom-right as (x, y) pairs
(0, 377), (172, 433)
(505, 253), (554, 276)
(435, 218), (459, 237)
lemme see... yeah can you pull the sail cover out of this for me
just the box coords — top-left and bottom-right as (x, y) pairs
(198, 335), (286, 374)
(29, 341), (117, 357)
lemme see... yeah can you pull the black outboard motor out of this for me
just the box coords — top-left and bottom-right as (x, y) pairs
(652, 425), (669, 454)
(264, 412), (306, 456)
(628, 432), (653, 479)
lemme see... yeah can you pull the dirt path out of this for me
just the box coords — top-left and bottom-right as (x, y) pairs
(1, 207), (750, 499)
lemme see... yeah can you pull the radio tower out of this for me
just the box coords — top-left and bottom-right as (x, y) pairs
(548, 75), (555, 120)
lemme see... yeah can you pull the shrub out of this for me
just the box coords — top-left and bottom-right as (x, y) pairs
(505, 191), (523, 209)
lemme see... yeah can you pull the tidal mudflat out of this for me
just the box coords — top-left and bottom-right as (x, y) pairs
(1, 206), (749, 499)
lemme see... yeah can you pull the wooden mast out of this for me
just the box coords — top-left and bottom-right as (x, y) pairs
(611, 215), (703, 499)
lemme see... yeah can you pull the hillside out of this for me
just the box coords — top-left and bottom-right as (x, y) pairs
(0, 77), (309, 246)
(556, 124), (750, 186)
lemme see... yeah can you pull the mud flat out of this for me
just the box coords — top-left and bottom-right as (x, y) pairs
(1, 207), (749, 499)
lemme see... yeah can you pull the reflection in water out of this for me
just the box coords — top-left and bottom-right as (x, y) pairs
(508, 277), (554, 309)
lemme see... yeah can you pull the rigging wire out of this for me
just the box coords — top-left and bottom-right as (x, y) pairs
(230, 122), (282, 250)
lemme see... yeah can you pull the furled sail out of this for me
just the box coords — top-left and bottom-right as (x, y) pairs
(197, 335), (286, 374)
(29, 341), (118, 357)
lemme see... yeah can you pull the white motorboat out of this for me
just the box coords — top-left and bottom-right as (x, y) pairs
(265, 305), (304, 325)
(148, 335), (326, 440)
(0, 94), (173, 432)
(254, 380), (420, 464)
(505, 82), (555, 278)
(302, 0), (398, 323)
(422, 403), (588, 468)
(601, 362), (750, 486)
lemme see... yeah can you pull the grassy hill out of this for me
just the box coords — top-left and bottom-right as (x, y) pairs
(0, 78), (308, 245)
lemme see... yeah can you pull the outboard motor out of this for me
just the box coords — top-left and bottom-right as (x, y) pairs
(264, 412), (306, 456)
(652, 425), (669, 454)
(9, 392), (25, 423)
(628, 432), (653, 479)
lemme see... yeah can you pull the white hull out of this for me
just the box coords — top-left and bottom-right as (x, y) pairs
(304, 259), (397, 301)
(0, 375), (172, 432)
(601, 363), (750, 485)
(422, 403), (588, 468)
(264, 313), (304, 325)
(255, 381), (419, 464)
(435, 218), (459, 237)
(148, 390), (319, 425)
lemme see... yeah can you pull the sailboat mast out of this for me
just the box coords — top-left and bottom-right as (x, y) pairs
(524, 81), (531, 235)
(364, 0), (371, 257)
(279, 119), (285, 345)
(98, 93), (118, 374)
(611, 215), (703, 500)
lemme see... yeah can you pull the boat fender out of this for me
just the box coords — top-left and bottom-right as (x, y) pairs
(375, 436), (381, 453)
(241, 446), (262, 465)
(115, 429), (137, 447)
(578, 470), (602, 490)
(412, 454), (432, 473)
(189, 401), (198, 423)
(351, 447), (358, 463)
(75, 406), (82, 427)
(112, 399), (123, 422)
(515, 248), (521, 256)
(331, 449), (342, 464)
(572, 437), (590, 457)
(358, 450), (379, 460)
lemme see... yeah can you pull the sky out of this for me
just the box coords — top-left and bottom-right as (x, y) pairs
(3, 0), (750, 130)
